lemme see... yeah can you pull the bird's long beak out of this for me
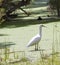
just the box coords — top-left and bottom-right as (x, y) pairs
(43, 25), (47, 28)
(44, 26), (47, 28)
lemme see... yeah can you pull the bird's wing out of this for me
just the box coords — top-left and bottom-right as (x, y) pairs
(27, 34), (41, 47)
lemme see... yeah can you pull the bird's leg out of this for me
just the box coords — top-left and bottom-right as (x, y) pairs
(35, 44), (36, 51)
(36, 43), (38, 51)
(35, 44), (38, 51)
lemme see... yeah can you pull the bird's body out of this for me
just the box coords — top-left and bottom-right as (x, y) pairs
(27, 25), (46, 51)
(27, 34), (41, 47)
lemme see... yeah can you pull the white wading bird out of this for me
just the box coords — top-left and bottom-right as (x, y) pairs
(26, 25), (46, 51)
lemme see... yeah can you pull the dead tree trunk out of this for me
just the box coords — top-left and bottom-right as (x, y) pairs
(1, 0), (31, 21)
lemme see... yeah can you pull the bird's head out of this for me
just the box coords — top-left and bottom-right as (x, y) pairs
(40, 24), (46, 28)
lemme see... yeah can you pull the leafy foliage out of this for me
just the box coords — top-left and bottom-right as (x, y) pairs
(48, 0), (60, 16)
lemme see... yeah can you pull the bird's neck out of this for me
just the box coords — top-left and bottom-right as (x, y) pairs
(39, 26), (42, 37)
